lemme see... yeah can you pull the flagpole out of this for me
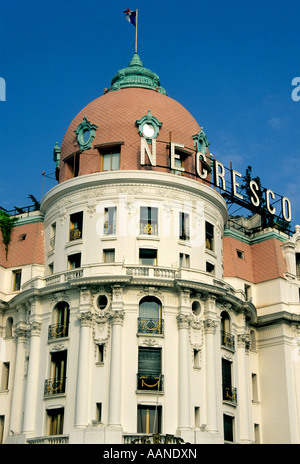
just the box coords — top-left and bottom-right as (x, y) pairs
(135, 9), (138, 54)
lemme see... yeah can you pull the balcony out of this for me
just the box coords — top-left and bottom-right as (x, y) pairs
(221, 331), (235, 351)
(123, 434), (185, 444)
(223, 385), (238, 405)
(69, 227), (82, 241)
(137, 374), (164, 392)
(138, 317), (164, 335)
(44, 377), (66, 396)
(48, 323), (69, 340)
(27, 435), (69, 445)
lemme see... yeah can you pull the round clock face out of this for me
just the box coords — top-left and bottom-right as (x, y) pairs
(143, 123), (155, 138)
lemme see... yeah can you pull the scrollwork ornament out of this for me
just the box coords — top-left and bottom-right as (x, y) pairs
(237, 333), (251, 352)
(203, 318), (217, 335)
(177, 314), (192, 330)
(107, 310), (125, 326)
(28, 321), (41, 337)
(77, 311), (93, 327)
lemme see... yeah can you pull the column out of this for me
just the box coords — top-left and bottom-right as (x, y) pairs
(237, 333), (252, 443)
(22, 321), (41, 436)
(75, 311), (93, 427)
(9, 326), (27, 435)
(107, 310), (125, 427)
(204, 318), (218, 433)
(177, 314), (192, 431)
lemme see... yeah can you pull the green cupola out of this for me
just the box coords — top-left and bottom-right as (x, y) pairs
(106, 53), (167, 95)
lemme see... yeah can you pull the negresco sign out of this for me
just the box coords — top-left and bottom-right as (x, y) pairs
(140, 137), (292, 224)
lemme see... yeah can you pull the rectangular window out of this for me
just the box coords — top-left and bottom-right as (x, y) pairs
(139, 248), (157, 266)
(172, 156), (184, 175)
(12, 270), (22, 291)
(97, 345), (104, 363)
(101, 151), (120, 171)
(0, 416), (4, 445)
(222, 358), (237, 403)
(254, 424), (260, 444)
(103, 249), (115, 263)
(245, 284), (251, 301)
(252, 373), (258, 403)
(223, 414), (234, 443)
(96, 403), (102, 423)
(45, 351), (67, 396)
(69, 212), (83, 241)
(138, 347), (162, 391)
(47, 408), (64, 436)
(1, 363), (10, 391)
(140, 207), (158, 236)
(296, 253), (300, 277)
(65, 152), (80, 178)
(195, 407), (200, 428)
(206, 262), (215, 275)
(179, 212), (190, 241)
(237, 249), (244, 259)
(68, 253), (81, 270)
(179, 253), (190, 268)
(104, 207), (116, 235)
(50, 223), (56, 250)
(137, 405), (162, 434)
(193, 349), (201, 368)
(205, 221), (214, 251)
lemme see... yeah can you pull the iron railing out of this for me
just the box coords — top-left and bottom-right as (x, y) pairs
(69, 227), (82, 241)
(138, 317), (164, 335)
(137, 374), (164, 392)
(221, 330), (235, 351)
(44, 377), (66, 396)
(223, 385), (238, 404)
(48, 323), (69, 340)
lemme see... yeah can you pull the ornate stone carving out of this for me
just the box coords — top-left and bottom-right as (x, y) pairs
(77, 311), (93, 327)
(203, 318), (217, 334)
(28, 321), (41, 337)
(107, 310), (125, 326)
(177, 314), (192, 330)
(237, 333), (251, 352)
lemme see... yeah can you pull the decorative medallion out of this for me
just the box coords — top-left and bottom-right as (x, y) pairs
(75, 116), (98, 151)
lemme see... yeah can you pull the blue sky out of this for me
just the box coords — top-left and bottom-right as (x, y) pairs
(1, 0), (300, 228)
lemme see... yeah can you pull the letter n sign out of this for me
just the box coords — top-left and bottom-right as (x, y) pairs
(0, 78), (6, 101)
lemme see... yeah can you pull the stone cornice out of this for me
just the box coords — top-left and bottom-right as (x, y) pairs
(256, 311), (300, 328)
(41, 171), (228, 223)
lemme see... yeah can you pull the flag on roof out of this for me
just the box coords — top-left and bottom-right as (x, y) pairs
(124, 8), (136, 26)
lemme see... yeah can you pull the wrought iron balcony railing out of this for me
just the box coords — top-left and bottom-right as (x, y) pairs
(137, 374), (164, 392)
(139, 222), (158, 236)
(223, 385), (238, 404)
(44, 377), (66, 396)
(221, 330), (235, 351)
(69, 227), (82, 241)
(138, 317), (164, 335)
(48, 323), (69, 340)
(27, 435), (69, 445)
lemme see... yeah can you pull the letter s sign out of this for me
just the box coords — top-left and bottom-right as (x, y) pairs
(291, 77), (300, 102)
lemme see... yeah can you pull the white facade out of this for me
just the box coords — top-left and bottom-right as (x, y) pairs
(0, 61), (300, 444)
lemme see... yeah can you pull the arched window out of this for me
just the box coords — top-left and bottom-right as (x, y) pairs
(220, 311), (235, 351)
(49, 302), (70, 340)
(5, 317), (13, 338)
(138, 296), (163, 334)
